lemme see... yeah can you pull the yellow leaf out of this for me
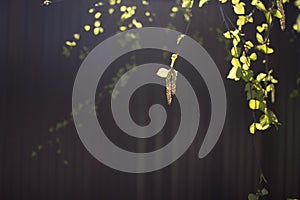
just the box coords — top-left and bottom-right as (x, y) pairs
(223, 31), (231, 39)
(119, 26), (127, 31)
(108, 8), (114, 14)
(256, 32), (264, 44)
(142, 0), (149, 5)
(256, 73), (266, 82)
(84, 25), (91, 31)
(120, 6), (127, 12)
(231, 0), (239, 5)
(293, 14), (300, 33)
(234, 2), (245, 15)
(94, 20), (101, 27)
(219, 0), (227, 3)
(227, 66), (240, 81)
(88, 8), (95, 14)
(272, 9), (282, 19)
(245, 41), (254, 49)
(182, 0), (194, 8)
(265, 11), (273, 25)
(237, 16), (245, 26)
(250, 53), (257, 61)
(172, 6), (179, 12)
(73, 33), (80, 40)
(231, 57), (241, 67)
(249, 123), (256, 134)
(156, 68), (170, 78)
(199, 0), (209, 7)
(256, 44), (274, 54)
(249, 99), (260, 110)
(94, 12), (102, 19)
(251, 0), (267, 12)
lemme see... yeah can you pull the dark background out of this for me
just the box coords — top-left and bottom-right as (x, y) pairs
(0, 0), (299, 199)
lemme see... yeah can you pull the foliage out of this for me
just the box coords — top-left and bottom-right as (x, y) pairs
(39, 0), (299, 198)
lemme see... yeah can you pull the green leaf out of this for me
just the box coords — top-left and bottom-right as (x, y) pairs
(248, 193), (259, 200)
(290, 89), (299, 98)
(265, 11), (273, 25)
(261, 188), (269, 196)
(268, 110), (279, 124)
(260, 173), (268, 183)
(31, 151), (37, 158)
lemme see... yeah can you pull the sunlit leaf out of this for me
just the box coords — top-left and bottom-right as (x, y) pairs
(156, 68), (170, 78)
(73, 33), (80, 40)
(94, 12), (102, 19)
(120, 26), (127, 31)
(182, 0), (194, 8)
(88, 8), (95, 14)
(234, 2), (245, 15)
(272, 9), (282, 19)
(249, 99), (260, 110)
(227, 66), (240, 81)
(231, 0), (240, 5)
(293, 14), (300, 32)
(172, 6), (179, 12)
(109, 8), (114, 14)
(245, 41), (254, 49)
(142, 0), (149, 5)
(256, 44), (274, 54)
(265, 11), (273, 25)
(120, 6), (127, 12)
(84, 25), (91, 31)
(94, 20), (101, 27)
(256, 73), (266, 82)
(199, 0), (209, 7)
(250, 53), (257, 60)
(256, 32), (264, 44)
(223, 31), (231, 39)
(251, 0), (267, 12)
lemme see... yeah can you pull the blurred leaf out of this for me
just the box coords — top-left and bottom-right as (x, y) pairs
(248, 193), (259, 200)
